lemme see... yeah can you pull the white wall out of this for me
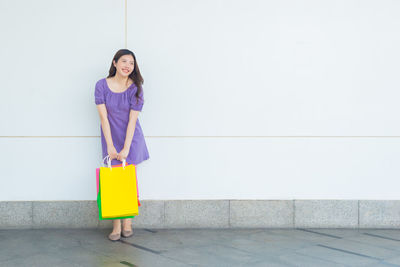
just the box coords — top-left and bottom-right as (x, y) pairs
(1, 0), (400, 200)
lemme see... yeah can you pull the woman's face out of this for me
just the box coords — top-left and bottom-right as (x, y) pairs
(113, 54), (134, 77)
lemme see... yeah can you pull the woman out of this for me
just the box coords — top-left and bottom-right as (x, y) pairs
(94, 49), (150, 241)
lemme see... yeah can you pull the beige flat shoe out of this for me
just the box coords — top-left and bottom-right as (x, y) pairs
(108, 232), (121, 241)
(122, 229), (133, 238)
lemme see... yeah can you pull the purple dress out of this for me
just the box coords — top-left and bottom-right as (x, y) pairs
(94, 78), (150, 166)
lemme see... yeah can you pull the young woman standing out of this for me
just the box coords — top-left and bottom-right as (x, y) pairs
(94, 49), (150, 241)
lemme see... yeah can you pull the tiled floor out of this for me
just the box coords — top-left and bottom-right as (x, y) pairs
(0, 228), (400, 266)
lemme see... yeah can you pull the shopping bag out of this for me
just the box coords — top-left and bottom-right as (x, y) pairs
(96, 168), (99, 195)
(97, 168), (135, 220)
(98, 156), (139, 219)
(96, 157), (141, 220)
(96, 162), (141, 206)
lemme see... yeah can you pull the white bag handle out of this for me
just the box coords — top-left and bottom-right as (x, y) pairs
(102, 155), (126, 170)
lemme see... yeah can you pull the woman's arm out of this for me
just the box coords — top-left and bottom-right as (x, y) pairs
(96, 104), (118, 160)
(117, 109), (139, 161)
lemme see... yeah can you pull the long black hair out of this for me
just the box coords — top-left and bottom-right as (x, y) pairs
(107, 49), (144, 105)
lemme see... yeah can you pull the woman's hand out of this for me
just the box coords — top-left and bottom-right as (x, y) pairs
(117, 147), (130, 161)
(107, 145), (118, 160)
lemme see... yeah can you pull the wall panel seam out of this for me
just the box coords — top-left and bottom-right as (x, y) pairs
(2, 136), (400, 138)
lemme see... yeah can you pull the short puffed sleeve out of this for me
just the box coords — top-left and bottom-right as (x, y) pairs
(94, 80), (105, 105)
(130, 86), (144, 111)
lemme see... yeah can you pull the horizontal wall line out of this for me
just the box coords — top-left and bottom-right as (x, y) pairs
(1, 136), (400, 138)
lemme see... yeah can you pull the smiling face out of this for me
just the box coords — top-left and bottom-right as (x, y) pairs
(113, 54), (135, 77)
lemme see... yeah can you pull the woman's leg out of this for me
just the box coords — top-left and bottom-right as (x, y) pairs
(122, 163), (137, 231)
(111, 219), (121, 234)
(121, 163), (137, 233)
(122, 218), (132, 231)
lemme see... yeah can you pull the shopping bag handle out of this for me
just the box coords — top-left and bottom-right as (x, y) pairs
(102, 155), (126, 170)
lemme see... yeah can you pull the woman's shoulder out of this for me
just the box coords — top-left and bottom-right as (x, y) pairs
(95, 78), (108, 95)
(94, 78), (107, 104)
(96, 77), (106, 87)
(128, 80), (139, 92)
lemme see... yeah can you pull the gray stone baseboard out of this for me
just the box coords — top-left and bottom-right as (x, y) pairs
(1, 200), (399, 229)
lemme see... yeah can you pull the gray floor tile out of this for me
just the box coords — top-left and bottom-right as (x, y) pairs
(269, 229), (342, 242)
(382, 255), (400, 266)
(0, 252), (82, 267)
(218, 236), (292, 256)
(126, 229), (218, 251)
(295, 245), (381, 266)
(0, 228), (397, 267)
(49, 245), (126, 267)
(0, 230), (53, 262)
(345, 233), (400, 252)
(361, 229), (400, 241)
(251, 252), (347, 267)
(363, 262), (400, 267)
(306, 228), (363, 238)
(318, 238), (399, 260)
(162, 244), (254, 267)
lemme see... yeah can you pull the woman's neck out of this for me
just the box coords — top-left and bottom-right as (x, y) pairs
(112, 73), (130, 86)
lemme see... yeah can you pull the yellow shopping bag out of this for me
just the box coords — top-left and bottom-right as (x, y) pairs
(99, 156), (139, 218)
